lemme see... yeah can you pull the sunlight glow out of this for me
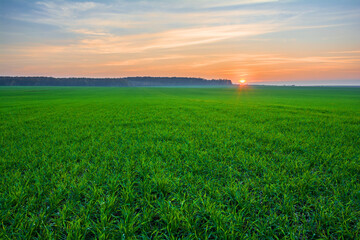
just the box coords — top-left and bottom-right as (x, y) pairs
(239, 79), (246, 83)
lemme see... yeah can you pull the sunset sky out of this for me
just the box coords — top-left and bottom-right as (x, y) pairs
(1, 0), (359, 84)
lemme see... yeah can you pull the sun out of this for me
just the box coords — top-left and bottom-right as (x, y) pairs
(239, 79), (246, 83)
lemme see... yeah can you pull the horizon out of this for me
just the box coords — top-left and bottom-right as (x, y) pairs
(1, 0), (360, 84)
(2, 76), (360, 86)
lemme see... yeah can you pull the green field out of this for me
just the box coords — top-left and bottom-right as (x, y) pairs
(1, 86), (359, 239)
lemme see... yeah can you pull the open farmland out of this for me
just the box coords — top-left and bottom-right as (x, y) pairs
(1, 86), (359, 239)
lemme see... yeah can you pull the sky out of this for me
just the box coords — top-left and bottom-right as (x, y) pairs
(0, 0), (360, 84)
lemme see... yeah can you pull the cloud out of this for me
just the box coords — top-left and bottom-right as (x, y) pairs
(13, 23), (277, 55)
(328, 50), (360, 54)
(36, 1), (100, 17)
(8, 0), (348, 41)
(196, 0), (280, 8)
(13, 1), (290, 36)
(71, 29), (108, 36)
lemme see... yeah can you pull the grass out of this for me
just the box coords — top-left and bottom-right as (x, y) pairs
(0, 86), (359, 239)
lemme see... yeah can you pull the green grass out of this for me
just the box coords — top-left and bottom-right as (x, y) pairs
(1, 86), (359, 239)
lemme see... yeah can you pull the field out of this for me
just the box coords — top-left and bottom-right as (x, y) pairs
(1, 86), (359, 239)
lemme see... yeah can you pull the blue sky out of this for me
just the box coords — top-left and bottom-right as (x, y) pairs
(1, 0), (359, 83)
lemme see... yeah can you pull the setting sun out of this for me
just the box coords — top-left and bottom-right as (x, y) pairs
(239, 79), (246, 83)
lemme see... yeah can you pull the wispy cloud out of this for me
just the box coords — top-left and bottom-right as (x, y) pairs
(187, 0), (281, 8)
(8, 23), (280, 55)
(328, 50), (360, 54)
(14, 1), (290, 36)
(35, 1), (101, 17)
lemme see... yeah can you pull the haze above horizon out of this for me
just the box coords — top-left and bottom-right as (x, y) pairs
(1, 0), (359, 85)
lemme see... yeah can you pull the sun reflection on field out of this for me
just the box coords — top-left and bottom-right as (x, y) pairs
(238, 79), (248, 88)
(237, 79), (249, 93)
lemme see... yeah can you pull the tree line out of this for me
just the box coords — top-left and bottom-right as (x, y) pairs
(0, 76), (232, 86)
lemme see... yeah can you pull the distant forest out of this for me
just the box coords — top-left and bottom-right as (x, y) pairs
(0, 76), (232, 87)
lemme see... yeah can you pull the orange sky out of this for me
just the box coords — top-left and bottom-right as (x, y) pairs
(1, 0), (359, 84)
